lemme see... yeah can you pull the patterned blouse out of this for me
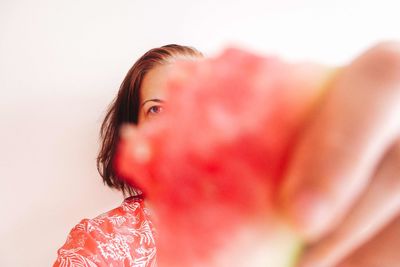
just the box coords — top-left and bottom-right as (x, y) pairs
(53, 195), (157, 267)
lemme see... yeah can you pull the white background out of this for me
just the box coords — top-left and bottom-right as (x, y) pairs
(1, 0), (399, 266)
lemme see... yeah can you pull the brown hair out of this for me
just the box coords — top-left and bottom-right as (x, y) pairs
(97, 44), (203, 196)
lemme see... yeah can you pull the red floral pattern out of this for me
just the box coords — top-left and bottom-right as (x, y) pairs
(53, 196), (157, 267)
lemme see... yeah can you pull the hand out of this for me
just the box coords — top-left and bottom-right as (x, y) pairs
(280, 42), (400, 267)
(338, 215), (400, 267)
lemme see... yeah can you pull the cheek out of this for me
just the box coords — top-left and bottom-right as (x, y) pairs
(137, 109), (145, 124)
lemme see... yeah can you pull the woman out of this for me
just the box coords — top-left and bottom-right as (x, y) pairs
(54, 43), (400, 267)
(53, 44), (203, 267)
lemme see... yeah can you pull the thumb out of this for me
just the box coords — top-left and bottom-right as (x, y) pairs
(279, 42), (400, 242)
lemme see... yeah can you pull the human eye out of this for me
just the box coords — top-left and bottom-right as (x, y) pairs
(146, 105), (164, 116)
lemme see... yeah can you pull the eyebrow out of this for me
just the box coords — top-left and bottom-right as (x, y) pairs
(141, 99), (164, 108)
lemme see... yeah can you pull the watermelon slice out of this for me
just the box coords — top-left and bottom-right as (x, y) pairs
(116, 48), (336, 267)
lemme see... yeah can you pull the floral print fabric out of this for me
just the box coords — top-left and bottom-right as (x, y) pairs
(53, 196), (157, 267)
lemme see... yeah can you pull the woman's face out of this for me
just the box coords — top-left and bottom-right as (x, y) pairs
(138, 64), (173, 124)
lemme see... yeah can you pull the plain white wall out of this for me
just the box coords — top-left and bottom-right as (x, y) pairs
(1, 0), (399, 266)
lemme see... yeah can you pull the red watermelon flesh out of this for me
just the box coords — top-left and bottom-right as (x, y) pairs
(116, 48), (335, 267)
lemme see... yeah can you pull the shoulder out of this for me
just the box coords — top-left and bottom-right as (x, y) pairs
(53, 195), (157, 267)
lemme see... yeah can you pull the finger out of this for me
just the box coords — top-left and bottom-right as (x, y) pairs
(299, 139), (400, 267)
(337, 215), (400, 267)
(280, 41), (400, 242)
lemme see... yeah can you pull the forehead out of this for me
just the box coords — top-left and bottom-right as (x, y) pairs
(140, 64), (173, 102)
